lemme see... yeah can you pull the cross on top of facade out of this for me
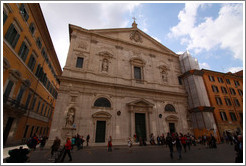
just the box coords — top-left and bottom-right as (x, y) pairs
(132, 17), (137, 22)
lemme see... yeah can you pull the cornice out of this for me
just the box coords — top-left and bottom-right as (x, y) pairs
(58, 75), (187, 98)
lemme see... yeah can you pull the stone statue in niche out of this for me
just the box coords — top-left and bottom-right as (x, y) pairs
(161, 70), (168, 82)
(65, 108), (75, 127)
(102, 59), (109, 72)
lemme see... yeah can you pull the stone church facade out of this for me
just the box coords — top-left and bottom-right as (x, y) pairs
(48, 21), (191, 145)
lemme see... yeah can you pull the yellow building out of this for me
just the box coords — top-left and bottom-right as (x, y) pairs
(202, 69), (243, 138)
(3, 3), (62, 146)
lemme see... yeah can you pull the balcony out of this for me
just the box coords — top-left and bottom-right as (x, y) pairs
(3, 96), (28, 116)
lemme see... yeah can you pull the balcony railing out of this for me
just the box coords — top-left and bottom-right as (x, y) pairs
(3, 96), (28, 114)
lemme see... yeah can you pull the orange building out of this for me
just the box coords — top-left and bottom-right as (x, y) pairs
(3, 3), (62, 146)
(202, 69), (243, 138)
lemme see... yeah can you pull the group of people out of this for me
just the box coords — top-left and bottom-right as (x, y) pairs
(70, 134), (90, 150)
(26, 134), (48, 150)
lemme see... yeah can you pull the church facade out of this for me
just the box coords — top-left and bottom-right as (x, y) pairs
(48, 21), (191, 145)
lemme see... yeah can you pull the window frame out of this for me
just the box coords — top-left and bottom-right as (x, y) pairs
(76, 57), (84, 68)
(220, 111), (228, 121)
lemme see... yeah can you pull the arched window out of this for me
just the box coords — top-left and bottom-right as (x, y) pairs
(94, 97), (111, 108)
(165, 104), (175, 112)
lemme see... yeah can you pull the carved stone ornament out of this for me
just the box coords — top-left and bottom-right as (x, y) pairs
(130, 31), (143, 43)
(77, 40), (88, 50)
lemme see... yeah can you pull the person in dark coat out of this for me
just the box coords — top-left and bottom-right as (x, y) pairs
(51, 136), (61, 156)
(176, 133), (182, 160)
(235, 135), (243, 163)
(86, 134), (90, 146)
(166, 133), (174, 159)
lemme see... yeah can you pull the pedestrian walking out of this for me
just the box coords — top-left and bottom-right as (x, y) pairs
(235, 135), (243, 163)
(51, 137), (61, 156)
(166, 132), (174, 159)
(81, 136), (85, 149)
(107, 136), (112, 152)
(40, 136), (47, 150)
(176, 133), (182, 160)
(180, 134), (187, 152)
(61, 138), (72, 162)
(71, 136), (76, 150)
(128, 137), (132, 152)
(186, 133), (191, 151)
(76, 134), (81, 150)
(86, 134), (90, 146)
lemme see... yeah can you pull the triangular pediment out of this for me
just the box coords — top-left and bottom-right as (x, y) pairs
(69, 24), (175, 55)
(127, 99), (154, 108)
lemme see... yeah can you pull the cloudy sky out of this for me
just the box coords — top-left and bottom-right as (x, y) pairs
(40, 2), (244, 73)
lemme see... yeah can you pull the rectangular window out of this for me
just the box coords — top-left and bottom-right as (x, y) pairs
(215, 97), (223, 105)
(36, 37), (42, 49)
(29, 126), (34, 137)
(226, 79), (231, 84)
(220, 111), (228, 121)
(76, 57), (84, 68)
(212, 85), (219, 93)
(225, 98), (232, 106)
(234, 80), (240, 87)
(178, 76), (182, 85)
(208, 75), (215, 82)
(39, 127), (43, 135)
(23, 125), (29, 138)
(19, 4), (29, 21)
(16, 87), (25, 104)
(27, 54), (36, 71)
(40, 103), (44, 114)
(217, 77), (224, 83)
(134, 66), (142, 80)
(44, 106), (47, 116)
(221, 87), (227, 94)
(3, 80), (14, 103)
(29, 23), (35, 35)
(239, 113), (243, 125)
(3, 10), (8, 24)
(25, 93), (32, 109)
(36, 101), (41, 112)
(18, 41), (29, 62)
(238, 89), (243, 96)
(4, 24), (20, 49)
(230, 112), (237, 121)
(35, 126), (39, 134)
(229, 88), (236, 95)
(31, 96), (36, 110)
(234, 98), (240, 107)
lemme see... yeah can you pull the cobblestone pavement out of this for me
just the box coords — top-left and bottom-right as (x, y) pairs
(4, 143), (237, 163)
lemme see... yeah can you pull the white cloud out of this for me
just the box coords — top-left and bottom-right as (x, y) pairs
(40, 3), (140, 69)
(227, 67), (243, 73)
(152, 36), (161, 43)
(199, 62), (210, 69)
(168, 3), (243, 61)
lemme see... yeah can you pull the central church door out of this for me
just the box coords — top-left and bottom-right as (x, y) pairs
(95, 121), (106, 142)
(135, 113), (146, 140)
